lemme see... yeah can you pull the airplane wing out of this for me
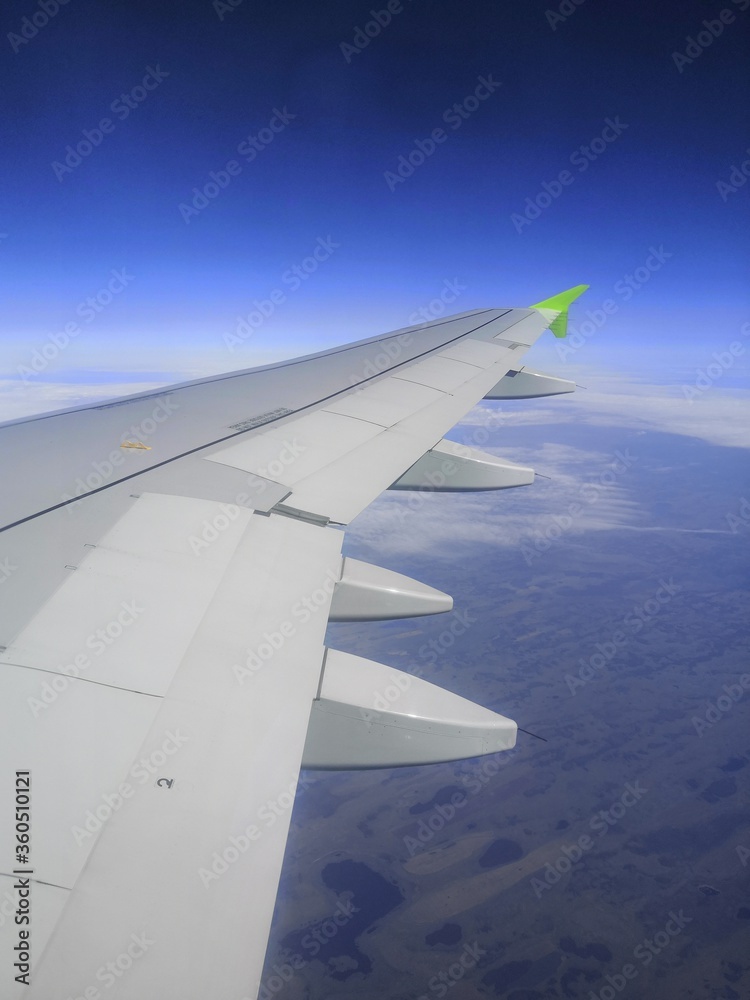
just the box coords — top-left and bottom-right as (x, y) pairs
(0, 288), (586, 1000)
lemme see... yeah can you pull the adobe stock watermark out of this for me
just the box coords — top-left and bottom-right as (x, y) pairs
(178, 107), (296, 223)
(403, 747), (522, 858)
(418, 608), (478, 666)
(71, 730), (189, 846)
(384, 74), (501, 192)
(62, 931), (154, 999)
(672, 1), (748, 73)
(681, 321), (750, 402)
(725, 495), (750, 534)
(0, 886), (22, 930)
(52, 67), (170, 182)
(555, 246), (672, 361)
(198, 773), (315, 888)
(390, 418), (506, 526)
(188, 502), (249, 556)
(363, 607), (480, 728)
(716, 147), (750, 201)
(520, 448), (637, 566)
(366, 609), (479, 719)
(222, 236), (340, 351)
(416, 942), (486, 999)
(340, 0), (413, 62)
(692, 673), (750, 737)
(7, 0), (71, 53)
(588, 911), (692, 1000)
(17, 269), (134, 384)
(255, 897), (359, 999)
(188, 442), (308, 555)
(545, 0), (589, 31)
(565, 578), (680, 694)
(26, 600), (145, 717)
(345, 332), (414, 389)
(407, 278), (467, 326)
(213, 0), (247, 20)
(511, 117), (628, 233)
(61, 397), (180, 505)
(0, 557), (18, 586)
(232, 570), (339, 685)
(530, 780), (648, 898)
(341, 279), (463, 392)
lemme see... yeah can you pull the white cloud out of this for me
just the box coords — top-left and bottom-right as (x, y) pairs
(348, 371), (750, 559)
(348, 440), (642, 562)
(462, 373), (750, 450)
(0, 378), (174, 424)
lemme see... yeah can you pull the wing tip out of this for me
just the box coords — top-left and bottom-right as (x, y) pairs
(530, 284), (590, 339)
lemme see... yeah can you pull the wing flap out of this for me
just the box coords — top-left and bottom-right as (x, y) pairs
(0, 494), (256, 696)
(20, 510), (343, 1000)
(0, 668), (161, 888)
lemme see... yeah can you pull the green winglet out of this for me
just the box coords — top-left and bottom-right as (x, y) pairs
(530, 284), (590, 338)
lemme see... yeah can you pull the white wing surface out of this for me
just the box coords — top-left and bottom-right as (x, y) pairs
(0, 290), (585, 999)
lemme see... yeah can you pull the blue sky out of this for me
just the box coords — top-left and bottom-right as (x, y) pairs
(1, 0), (748, 404)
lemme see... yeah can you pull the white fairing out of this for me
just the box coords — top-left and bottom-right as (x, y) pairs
(391, 437), (534, 491)
(302, 650), (517, 769)
(329, 557), (453, 621)
(485, 366), (576, 399)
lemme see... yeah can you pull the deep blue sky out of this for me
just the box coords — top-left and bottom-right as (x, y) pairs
(1, 0), (748, 376)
